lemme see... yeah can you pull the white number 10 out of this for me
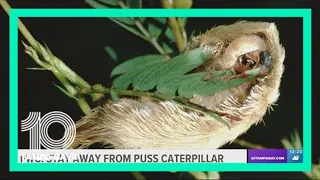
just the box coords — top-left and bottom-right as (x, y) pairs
(21, 111), (76, 150)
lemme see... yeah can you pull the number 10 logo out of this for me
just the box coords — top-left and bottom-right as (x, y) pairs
(21, 111), (76, 150)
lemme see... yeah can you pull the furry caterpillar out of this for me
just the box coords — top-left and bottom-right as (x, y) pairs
(70, 21), (285, 149)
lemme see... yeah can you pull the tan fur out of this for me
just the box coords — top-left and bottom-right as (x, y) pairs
(70, 21), (285, 149)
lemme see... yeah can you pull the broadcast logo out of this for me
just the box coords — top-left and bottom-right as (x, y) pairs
(21, 111), (76, 150)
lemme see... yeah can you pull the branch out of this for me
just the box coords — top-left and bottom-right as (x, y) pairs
(0, 0), (99, 114)
(131, 172), (146, 180)
(178, 18), (188, 48)
(118, 0), (170, 59)
(53, 71), (91, 115)
(161, 0), (187, 52)
(0, 0), (40, 52)
(189, 172), (208, 179)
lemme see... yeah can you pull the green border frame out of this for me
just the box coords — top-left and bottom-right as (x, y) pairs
(9, 9), (312, 172)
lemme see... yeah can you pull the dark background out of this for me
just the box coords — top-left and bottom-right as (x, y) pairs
(0, 0), (318, 179)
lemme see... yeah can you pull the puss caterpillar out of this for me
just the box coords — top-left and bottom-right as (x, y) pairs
(70, 21), (285, 149)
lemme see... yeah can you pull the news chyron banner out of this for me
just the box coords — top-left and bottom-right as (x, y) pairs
(18, 149), (247, 163)
(18, 149), (303, 163)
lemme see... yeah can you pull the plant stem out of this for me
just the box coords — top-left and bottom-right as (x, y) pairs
(131, 172), (146, 180)
(50, 56), (103, 101)
(2, 0), (99, 98)
(1, 1), (40, 51)
(1, 0), (95, 114)
(118, 0), (170, 59)
(83, 88), (155, 98)
(53, 71), (91, 115)
(167, 17), (185, 52)
(108, 18), (148, 40)
(178, 18), (188, 47)
(161, 0), (186, 52)
(135, 21), (167, 56)
(189, 172), (207, 179)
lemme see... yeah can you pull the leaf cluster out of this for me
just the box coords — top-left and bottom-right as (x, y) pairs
(112, 48), (260, 99)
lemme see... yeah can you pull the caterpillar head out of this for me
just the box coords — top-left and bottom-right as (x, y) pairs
(187, 20), (285, 119)
(187, 21), (284, 78)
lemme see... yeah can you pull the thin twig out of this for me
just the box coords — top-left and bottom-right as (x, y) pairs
(166, 17), (185, 52)
(178, 18), (188, 48)
(0, 1), (40, 53)
(2, 0), (101, 100)
(161, 0), (186, 52)
(21, 41), (92, 114)
(189, 172), (208, 180)
(135, 21), (167, 56)
(118, 0), (169, 58)
(1, 0), (95, 115)
(131, 172), (146, 180)
(53, 71), (91, 115)
(108, 17), (148, 40)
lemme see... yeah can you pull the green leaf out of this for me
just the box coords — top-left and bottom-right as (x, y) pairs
(157, 72), (205, 96)
(109, 18), (147, 40)
(139, 17), (146, 22)
(178, 68), (259, 98)
(281, 139), (295, 149)
(110, 90), (120, 102)
(152, 18), (167, 25)
(104, 46), (118, 62)
(161, 41), (174, 54)
(53, 84), (79, 100)
(113, 48), (260, 98)
(178, 17), (187, 28)
(281, 129), (302, 149)
(125, 0), (142, 8)
(112, 48), (209, 90)
(290, 129), (302, 149)
(111, 48), (261, 128)
(111, 17), (135, 26)
(87, 0), (132, 27)
(85, 0), (108, 8)
(207, 172), (220, 179)
(111, 63), (153, 90)
(131, 48), (208, 91)
(145, 18), (175, 53)
(147, 22), (163, 39)
(111, 48), (262, 128)
(111, 54), (164, 77)
(97, 0), (120, 6)
(146, 18), (167, 39)
(165, 27), (175, 42)
(118, 18), (136, 25)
